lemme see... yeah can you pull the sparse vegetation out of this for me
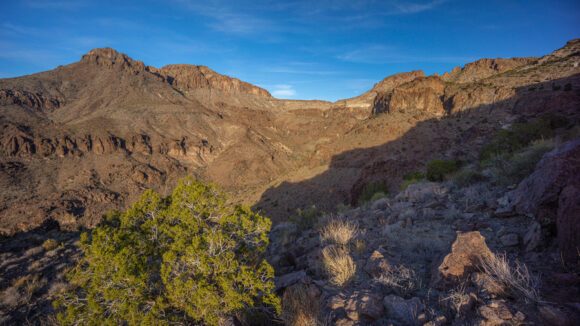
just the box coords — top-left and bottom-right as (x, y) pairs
(54, 177), (280, 326)
(401, 171), (426, 190)
(452, 168), (484, 188)
(319, 216), (358, 248)
(321, 245), (356, 287)
(290, 205), (324, 231)
(281, 284), (320, 326)
(41, 238), (58, 251)
(479, 253), (540, 302)
(479, 118), (554, 161)
(482, 138), (556, 185)
(426, 159), (458, 182)
(359, 182), (389, 204)
(376, 264), (418, 296)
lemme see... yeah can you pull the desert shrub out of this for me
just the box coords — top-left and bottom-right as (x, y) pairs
(482, 138), (555, 186)
(401, 171), (426, 190)
(540, 112), (569, 129)
(452, 168), (485, 188)
(426, 159), (458, 182)
(54, 177), (280, 326)
(479, 119), (554, 160)
(403, 171), (425, 181)
(564, 83), (572, 91)
(281, 284), (320, 326)
(369, 191), (387, 202)
(359, 182), (389, 203)
(479, 253), (540, 302)
(42, 238), (58, 251)
(321, 246), (356, 287)
(336, 203), (352, 213)
(319, 217), (358, 248)
(290, 205), (323, 231)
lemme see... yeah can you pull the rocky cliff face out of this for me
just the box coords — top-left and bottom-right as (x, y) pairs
(152, 64), (271, 97)
(442, 57), (538, 83)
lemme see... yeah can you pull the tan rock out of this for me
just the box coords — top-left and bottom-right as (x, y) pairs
(431, 231), (494, 290)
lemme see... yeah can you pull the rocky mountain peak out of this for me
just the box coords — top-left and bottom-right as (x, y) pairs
(80, 47), (146, 72)
(372, 70), (425, 93)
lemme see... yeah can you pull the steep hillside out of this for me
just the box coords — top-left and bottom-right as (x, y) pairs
(1, 40), (579, 234)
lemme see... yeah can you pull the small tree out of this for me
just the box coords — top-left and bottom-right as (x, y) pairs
(54, 177), (280, 325)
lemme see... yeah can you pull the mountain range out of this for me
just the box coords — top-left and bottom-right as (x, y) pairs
(1, 40), (579, 235)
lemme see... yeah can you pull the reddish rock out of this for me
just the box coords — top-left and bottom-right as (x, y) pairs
(431, 231), (494, 290)
(496, 140), (580, 267)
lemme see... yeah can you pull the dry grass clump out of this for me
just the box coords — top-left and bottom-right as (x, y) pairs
(42, 238), (59, 251)
(479, 253), (540, 302)
(319, 216), (358, 247)
(321, 246), (356, 287)
(376, 264), (418, 296)
(281, 284), (320, 326)
(442, 284), (476, 317)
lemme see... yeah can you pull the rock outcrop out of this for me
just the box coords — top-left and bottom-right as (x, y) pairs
(431, 231), (494, 290)
(442, 57), (538, 83)
(496, 140), (580, 267)
(153, 64), (271, 97)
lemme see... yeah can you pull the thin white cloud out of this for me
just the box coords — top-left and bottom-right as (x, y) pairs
(263, 66), (338, 75)
(22, 0), (90, 9)
(337, 44), (475, 64)
(270, 84), (297, 98)
(389, 0), (448, 14)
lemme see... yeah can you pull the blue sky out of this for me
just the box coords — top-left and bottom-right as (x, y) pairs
(0, 1), (579, 101)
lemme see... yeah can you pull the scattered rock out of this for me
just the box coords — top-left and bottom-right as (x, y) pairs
(364, 250), (393, 278)
(404, 183), (443, 202)
(431, 231), (494, 290)
(327, 295), (346, 309)
(371, 197), (390, 210)
(382, 220), (405, 236)
(275, 270), (306, 290)
(344, 291), (384, 322)
(423, 315), (447, 326)
(499, 233), (519, 247)
(383, 295), (424, 324)
(523, 221), (542, 251)
(538, 304), (580, 326)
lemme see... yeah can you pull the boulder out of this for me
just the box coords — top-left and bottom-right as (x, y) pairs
(495, 140), (580, 262)
(371, 197), (389, 210)
(383, 295), (424, 324)
(344, 291), (384, 322)
(538, 304), (580, 326)
(431, 231), (494, 290)
(557, 184), (580, 266)
(364, 250), (393, 278)
(275, 270), (306, 290)
(523, 222), (542, 251)
(477, 300), (514, 326)
(499, 233), (519, 247)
